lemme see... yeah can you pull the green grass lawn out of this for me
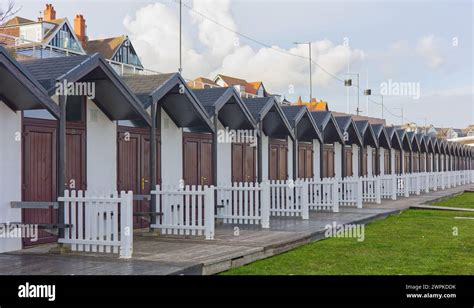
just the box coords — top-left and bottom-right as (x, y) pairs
(222, 209), (474, 275)
(432, 192), (474, 209)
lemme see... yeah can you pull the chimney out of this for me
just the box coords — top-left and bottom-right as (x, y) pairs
(74, 15), (87, 49)
(44, 4), (56, 21)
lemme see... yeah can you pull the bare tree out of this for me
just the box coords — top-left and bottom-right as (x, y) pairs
(0, 0), (21, 25)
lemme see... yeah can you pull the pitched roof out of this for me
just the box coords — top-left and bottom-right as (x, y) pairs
(192, 87), (231, 116)
(4, 16), (34, 26)
(19, 55), (91, 90)
(331, 111), (386, 125)
(189, 77), (219, 89)
(295, 96), (329, 111)
(85, 36), (126, 59)
(122, 73), (175, 105)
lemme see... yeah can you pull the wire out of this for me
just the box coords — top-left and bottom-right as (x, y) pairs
(171, 0), (418, 124)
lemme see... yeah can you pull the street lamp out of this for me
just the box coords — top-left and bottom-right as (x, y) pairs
(294, 42), (312, 101)
(345, 73), (360, 115)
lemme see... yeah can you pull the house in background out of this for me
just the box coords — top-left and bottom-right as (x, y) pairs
(214, 74), (268, 98)
(0, 4), (86, 57)
(295, 96), (329, 111)
(85, 35), (144, 74)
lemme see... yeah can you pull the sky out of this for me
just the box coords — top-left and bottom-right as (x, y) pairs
(8, 0), (474, 127)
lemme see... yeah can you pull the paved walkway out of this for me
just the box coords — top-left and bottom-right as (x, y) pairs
(2, 183), (473, 275)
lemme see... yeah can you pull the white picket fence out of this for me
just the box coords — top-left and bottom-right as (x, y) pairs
(380, 175), (396, 200)
(216, 182), (270, 228)
(150, 185), (215, 240)
(305, 178), (339, 212)
(339, 176), (362, 208)
(269, 180), (309, 219)
(361, 176), (381, 204)
(58, 190), (133, 259)
(407, 174), (420, 195)
(395, 174), (410, 197)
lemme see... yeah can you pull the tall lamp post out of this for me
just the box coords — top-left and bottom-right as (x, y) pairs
(344, 73), (360, 115)
(294, 42), (312, 101)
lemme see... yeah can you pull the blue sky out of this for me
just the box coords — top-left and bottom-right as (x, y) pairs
(12, 0), (474, 127)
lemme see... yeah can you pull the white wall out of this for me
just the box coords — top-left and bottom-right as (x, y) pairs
(379, 148), (385, 175)
(288, 137), (293, 180)
(334, 142), (342, 179)
(262, 133), (269, 181)
(161, 111), (183, 187)
(401, 150), (405, 173)
(313, 140), (320, 179)
(367, 146), (373, 176)
(86, 100), (117, 192)
(216, 121), (231, 185)
(0, 104), (22, 253)
(352, 144), (360, 177)
(390, 148), (396, 175)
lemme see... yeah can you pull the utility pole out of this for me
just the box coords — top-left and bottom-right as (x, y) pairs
(294, 42), (313, 101)
(179, 0), (182, 74)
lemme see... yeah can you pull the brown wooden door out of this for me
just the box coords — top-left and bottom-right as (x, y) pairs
(372, 150), (377, 175)
(232, 143), (256, 182)
(117, 127), (161, 229)
(395, 150), (401, 174)
(298, 143), (313, 179)
(22, 122), (57, 246)
(344, 146), (353, 177)
(183, 133), (213, 186)
(322, 144), (335, 178)
(384, 150), (390, 173)
(361, 148), (368, 176)
(404, 152), (411, 173)
(269, 139), (288, 180)
(66, 128), (86, 190)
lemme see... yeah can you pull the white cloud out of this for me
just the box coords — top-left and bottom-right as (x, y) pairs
(123, 0), (364, 97)
(416, 35), (444, 69)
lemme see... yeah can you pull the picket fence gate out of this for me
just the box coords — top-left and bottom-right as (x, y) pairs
(58, 190), (133, 259)
(269, 180), (309, 219)
(216, 182), (270, 228)
(150, 185), (215, 240)
(361, 176), (381, 204)
(339, 176), (362, 208)
(305, 178), (339, 212)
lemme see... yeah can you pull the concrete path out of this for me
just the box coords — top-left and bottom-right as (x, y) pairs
(1, 183), (473, 275)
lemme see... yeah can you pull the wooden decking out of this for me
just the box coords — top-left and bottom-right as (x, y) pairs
(2, 183), (472, 275)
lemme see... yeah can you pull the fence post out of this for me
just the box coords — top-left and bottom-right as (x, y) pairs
(425, 174), (429, 193)
(204, 186), (215, 240)
(301, 181), (309, 220)
(261, 181), (270, 228)
(391, 175), (397, 200)
(357, 177), (363, 209)
(441, 172), (445, 189)
(375, 176), (381, 204)
(119, 191), (133, 259)
(415, 174), (420, 195)
(333, 179), (340, 213)
(404, 174), (409, 198)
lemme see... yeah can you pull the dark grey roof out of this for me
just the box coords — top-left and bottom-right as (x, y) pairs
(242, 97), (273, 121)
(334, 115), (363, 146)
(371, 124), (391, 149)
(20, 55), (92, 91)
(396, 129), (412, 151)
(385, 126), (403, 150)
(0, 46), (59, 117)
(281, 105), (305, 126)
(281, 105), (322, 142)
(355, 120), (378, 148)
(311, 111), (331, 128)
(124, 73), (214, 132)
(20, 53), (151, 125)
(192, 87), (256, 130)
(243, 97), (294, 139)
(415, 133), (427, 152)
(310, 111), (343, 144)
(192, 87), (229, 111)
(123, 73), (175, 104)
(407, 131), (420, 151)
